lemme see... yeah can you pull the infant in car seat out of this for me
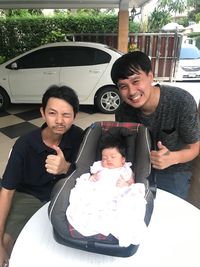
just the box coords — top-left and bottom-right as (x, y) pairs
(66, 133), (147, 247)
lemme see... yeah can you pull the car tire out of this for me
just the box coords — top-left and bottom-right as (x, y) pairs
(95, 86), (121, 114)
(0, 88), (10, 111)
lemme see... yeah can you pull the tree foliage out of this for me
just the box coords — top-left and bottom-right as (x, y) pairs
(158, 0), (187, 14)
(187, 0), (200, 21)
(0, 9), (43, 17)
(196, 12), (200, 22)
(147, 0), (190, 32)
(148, 8), (172, 32)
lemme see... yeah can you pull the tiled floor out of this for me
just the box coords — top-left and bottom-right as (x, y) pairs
(0, 104), (114, 177)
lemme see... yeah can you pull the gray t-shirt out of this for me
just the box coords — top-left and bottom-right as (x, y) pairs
(115, 84), (200, 172)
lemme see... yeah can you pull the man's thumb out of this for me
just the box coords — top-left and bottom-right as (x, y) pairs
(52, 145), (63, 156)
(157, 141), (164, 150)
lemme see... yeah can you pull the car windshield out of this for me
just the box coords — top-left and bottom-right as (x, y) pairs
(180, 46), (200, 59)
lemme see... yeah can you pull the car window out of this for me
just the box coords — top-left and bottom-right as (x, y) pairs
(94, 49), (111, 64)
(180, 46), (200, 60)
(6, 47), (62, 69)
(59, 46), (111, 66)
(6, 46), (112, 69)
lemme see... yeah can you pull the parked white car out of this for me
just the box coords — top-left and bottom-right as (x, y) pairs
(0, 42), (123, 113)
(176, 43), (200, 81)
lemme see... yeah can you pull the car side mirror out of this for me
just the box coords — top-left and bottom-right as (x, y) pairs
(11, 62), (18, 70)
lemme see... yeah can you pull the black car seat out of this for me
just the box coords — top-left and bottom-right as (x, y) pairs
(48, 121), (156, 257)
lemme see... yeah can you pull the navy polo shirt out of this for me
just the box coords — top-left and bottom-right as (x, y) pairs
(2, 123), (84, 201)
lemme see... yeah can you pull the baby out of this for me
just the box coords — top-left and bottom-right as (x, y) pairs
(66, 133), (147, 247)
(89, 145), (134, 187)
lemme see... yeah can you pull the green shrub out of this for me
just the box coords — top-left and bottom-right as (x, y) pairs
(0, 14), (119, 60)
(0, 55), (6, 64)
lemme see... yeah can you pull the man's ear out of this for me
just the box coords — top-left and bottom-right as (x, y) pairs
(148, 71), (154, 81)
(40, 107), (45, 119)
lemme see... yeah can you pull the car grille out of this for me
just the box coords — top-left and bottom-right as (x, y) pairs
(183, 74), (200, 78)
(182, 66), (200, 72)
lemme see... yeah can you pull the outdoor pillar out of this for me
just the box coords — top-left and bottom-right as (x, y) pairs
(117, 10), (129, 53)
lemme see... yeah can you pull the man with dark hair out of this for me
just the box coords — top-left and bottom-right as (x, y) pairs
(0, 85), (84, 267)
(111, 51), (200, 200)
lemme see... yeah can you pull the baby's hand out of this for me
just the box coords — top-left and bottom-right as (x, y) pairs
(89, 173), (99, 182)
(116, 175), (134, 187)
(116, 177), (129, 187)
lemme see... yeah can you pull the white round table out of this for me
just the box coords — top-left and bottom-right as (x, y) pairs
(9, 189), (200, 267)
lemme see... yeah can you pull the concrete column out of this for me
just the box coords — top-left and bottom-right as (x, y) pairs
(117, 10), (129, 53)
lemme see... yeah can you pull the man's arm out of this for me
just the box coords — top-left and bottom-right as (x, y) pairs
(0, 188), (15, 267)
(150, 141), (200, 170)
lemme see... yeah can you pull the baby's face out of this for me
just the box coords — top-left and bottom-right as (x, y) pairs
(101, 147), (125, 169)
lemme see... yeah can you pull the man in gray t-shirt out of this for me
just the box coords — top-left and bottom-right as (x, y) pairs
(111, 51), (200, 199)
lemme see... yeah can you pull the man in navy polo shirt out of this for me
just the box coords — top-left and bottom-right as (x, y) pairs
(0, 85), (84, 267)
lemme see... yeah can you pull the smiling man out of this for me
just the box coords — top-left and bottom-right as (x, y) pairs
(0, 85), (84, 267)
(111, 51), (200, 200)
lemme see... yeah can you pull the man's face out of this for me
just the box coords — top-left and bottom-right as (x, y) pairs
(117, 70), (154, 109)
(40, 97), (75, 135)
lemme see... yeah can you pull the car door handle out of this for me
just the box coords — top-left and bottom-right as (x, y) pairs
(43, 71), (57, 75)
(89, 70), (101, 74)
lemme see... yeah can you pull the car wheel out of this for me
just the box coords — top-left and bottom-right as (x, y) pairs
(0, 88), (10, 110)
(95, 87), (121, 114)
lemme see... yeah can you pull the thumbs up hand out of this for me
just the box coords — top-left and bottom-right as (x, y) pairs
(150, 141), (174, 170)
(45, 145), (70, 175)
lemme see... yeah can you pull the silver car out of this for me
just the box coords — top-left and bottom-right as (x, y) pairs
(176, 43), (200, 81)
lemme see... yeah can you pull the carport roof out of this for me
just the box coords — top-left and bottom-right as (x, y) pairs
(0, 0), (148, 10)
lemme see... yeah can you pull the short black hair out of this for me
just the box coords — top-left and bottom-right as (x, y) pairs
(100, 133), (126, 158)
(42, 85), (79, 117)
(111, 51), (152, 84)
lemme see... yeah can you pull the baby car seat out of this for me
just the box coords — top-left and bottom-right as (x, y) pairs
(48, 121), (156, 257)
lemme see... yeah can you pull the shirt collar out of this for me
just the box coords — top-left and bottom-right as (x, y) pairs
(31, 123), (72, 154)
